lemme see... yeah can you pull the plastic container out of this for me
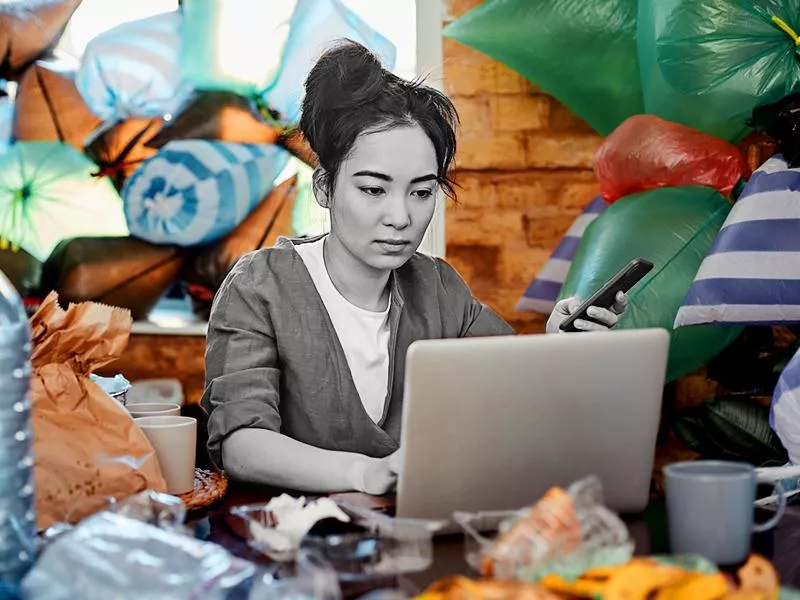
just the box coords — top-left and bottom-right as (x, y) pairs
(0, 270), (34, 585)
(232, 499), (443, 582)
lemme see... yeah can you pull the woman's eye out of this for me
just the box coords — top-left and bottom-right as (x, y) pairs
(359, 186), (385, 197)
(413, 189), (433, 199)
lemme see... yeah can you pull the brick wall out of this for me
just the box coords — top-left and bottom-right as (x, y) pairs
(441, 0), (603, 334)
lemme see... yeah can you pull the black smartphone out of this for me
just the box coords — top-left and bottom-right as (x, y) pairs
(559, 258), (654, 332)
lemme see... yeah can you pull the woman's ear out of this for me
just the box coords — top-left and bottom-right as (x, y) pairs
(312, 168), (330, 209)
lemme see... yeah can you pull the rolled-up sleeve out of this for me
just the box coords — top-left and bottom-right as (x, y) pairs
(436, 258), (516, 337)
(201, 254), (281, 469)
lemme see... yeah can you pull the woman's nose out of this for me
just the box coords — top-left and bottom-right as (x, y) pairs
(383, 196), (411, 229)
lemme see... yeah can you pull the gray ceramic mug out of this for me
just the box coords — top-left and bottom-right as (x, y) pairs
(664, 460), (786, 565)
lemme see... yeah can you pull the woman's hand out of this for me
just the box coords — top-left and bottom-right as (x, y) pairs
(353, 450), (402, 495)
(545, 291), (628, 334)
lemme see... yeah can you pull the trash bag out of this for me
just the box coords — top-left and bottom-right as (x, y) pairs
(0, 142), (129, 262)
(559, 186), (744, 381)
(637, 0), (800, 142)
(442, 0), (642, 136)
(13, 58), (102, 148)
(184, 176), (298, 293)
(122, 140), (289, 246)
(84, 117), (161, 191)
(76, 11), (192, 121)
(0, 0), (80, 79)
(516, 196), (608, 315)
(675, 155), (800, 327)
(261, 0), (397, 124)
(179, 0), (297, 97)
(749, 92), (800, 168)
(0, 247), (42, 298)
(144, 90), (281, 149)
(40, 236), (184, 321)
(771, 346), (800, 464)
(595, 115), (748, 202)
(0, 93), (13, 153)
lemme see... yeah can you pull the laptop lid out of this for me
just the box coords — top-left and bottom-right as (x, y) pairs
(395, 328), (670, 524)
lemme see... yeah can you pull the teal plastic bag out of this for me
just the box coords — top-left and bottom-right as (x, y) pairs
(559, 187), (744, 381)
(638, 0), (800, 142)
(442, 0), (643, 136)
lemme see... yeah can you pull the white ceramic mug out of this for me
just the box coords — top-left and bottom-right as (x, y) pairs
(127, 402), (181, 419)
(134, 416), (197, 495)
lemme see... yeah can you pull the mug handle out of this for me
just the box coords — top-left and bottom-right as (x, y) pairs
(753, 480), (787, 534)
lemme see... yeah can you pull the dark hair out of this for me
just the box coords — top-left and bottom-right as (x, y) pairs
(300, 39), (459, 201)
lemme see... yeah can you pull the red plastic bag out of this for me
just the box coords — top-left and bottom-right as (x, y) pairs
(594, 115), (748, 202)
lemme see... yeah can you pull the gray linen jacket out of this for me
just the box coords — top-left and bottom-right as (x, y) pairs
(201, 236), (514, 469)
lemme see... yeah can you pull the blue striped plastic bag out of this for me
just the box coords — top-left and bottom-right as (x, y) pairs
(771, 348), (800, 464)
(122, 140), (289, 247)
(675, 155), (800, 327)
(516, 196), (608, 314)
(76, 11), (192, 121)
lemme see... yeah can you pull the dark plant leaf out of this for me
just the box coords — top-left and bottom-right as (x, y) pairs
(703, 396), (788, 465)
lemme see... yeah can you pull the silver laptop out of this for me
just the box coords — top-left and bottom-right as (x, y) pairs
(395, 328), (670, 525)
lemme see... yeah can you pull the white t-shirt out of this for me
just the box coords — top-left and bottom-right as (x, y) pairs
(294, 238), (390, 423)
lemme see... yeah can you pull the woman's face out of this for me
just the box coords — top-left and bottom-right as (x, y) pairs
(320, 123), (438, 273)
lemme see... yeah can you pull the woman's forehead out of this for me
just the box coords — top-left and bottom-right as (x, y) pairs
(343, 125), (437, 177)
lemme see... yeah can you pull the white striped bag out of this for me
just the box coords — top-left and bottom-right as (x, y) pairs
(771, 347), (800, 464)
(122, 140), (289, 247)
(516, 196), (608, 314)
(675, 154), (800, 327)
(76, 11), (192, 121)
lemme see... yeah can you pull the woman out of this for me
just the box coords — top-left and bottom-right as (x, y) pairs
(201, 41), (627, 495)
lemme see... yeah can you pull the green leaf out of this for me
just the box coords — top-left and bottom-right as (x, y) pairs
(560, 187), (743, 381)
(703, 396), (788, 465)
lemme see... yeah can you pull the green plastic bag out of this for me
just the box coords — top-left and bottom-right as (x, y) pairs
(559, 187), (743, 381)
(638, 0), (800, 142)
(442, 0), (643, 136)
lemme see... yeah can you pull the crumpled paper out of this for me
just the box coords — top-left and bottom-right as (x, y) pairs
(29, 292), (166, 530)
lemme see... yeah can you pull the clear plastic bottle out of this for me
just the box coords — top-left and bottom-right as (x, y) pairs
(0, 270), (35, 585)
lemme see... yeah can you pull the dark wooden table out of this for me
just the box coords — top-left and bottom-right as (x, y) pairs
(186, 481), (800, 597)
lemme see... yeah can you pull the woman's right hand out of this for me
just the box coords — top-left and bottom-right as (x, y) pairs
(353, 450), (402, 495)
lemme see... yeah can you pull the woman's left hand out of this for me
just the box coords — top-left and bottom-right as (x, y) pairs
(545, 291), (628, 333)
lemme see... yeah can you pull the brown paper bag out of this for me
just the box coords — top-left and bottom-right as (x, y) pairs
(29, 292), (166, 530)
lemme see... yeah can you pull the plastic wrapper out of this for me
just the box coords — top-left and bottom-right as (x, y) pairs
(184, 176), (297, 294)
(232, 496), (442, 582)
(0, 0), (80, 80)
(0, 142), (129, 262)
(41, 236), (184, 321)
(28, 292), (166, 530)
(89, 373), (130, 405)
(772, 347), (800, 465)
(637, 0), (800, 142)
(594, 115), (748, 203)
(13, 58), (102, 148)
(442, 0), (642, 136)
(559, 186), (744, 382)
(516, 196), (607, 315)
(123, 140), (289, 247)
(21, 512), (256, 599)
(145, 90), (281, 149)
(454, 477), (632, 583)
(749, 93), (800, 168)
(75, 10), (192, 121)
(676, 155), (800, 328)
(84, 117), (161, 191)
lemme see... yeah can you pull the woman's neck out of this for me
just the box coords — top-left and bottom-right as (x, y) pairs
(323, 235), (391, 312)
